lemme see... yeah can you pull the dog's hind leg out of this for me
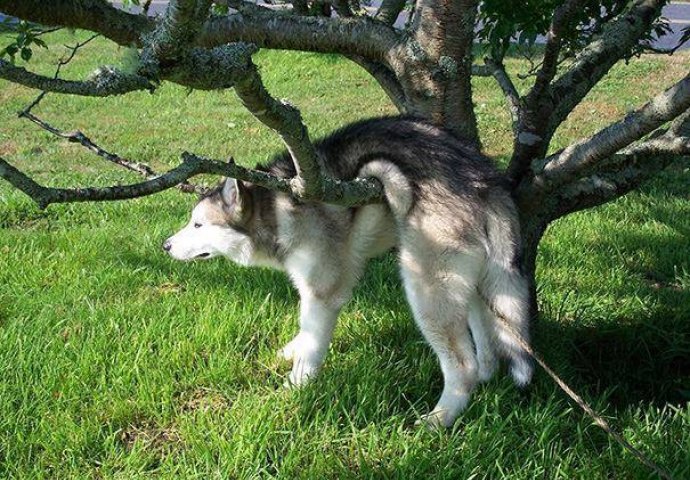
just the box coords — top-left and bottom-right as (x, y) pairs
(468, 293), (498, 383)
(479, 259), (533, 387)
(400, 244), (484, 428)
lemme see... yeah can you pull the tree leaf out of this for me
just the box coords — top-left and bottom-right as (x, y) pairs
(20, 47), (32, 62)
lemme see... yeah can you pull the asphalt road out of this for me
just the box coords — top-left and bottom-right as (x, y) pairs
(3, 1), (690, 50)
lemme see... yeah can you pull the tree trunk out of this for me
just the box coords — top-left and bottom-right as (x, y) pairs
(518, 210), (549, 322)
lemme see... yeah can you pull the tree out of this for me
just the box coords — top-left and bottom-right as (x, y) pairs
(0, 0), (688, 316)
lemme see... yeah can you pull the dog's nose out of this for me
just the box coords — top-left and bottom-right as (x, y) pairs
(162, 241), (172, 252)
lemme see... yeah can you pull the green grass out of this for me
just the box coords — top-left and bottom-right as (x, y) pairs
(1, 31), (689, 479)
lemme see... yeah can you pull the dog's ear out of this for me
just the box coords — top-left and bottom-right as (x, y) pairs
(220, 177), (248, 217)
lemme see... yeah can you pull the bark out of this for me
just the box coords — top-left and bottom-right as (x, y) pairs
(375, 0), (407, 25)
(233, 62), (325, 198)
(0, 60), (154, 97)
(0, 153), (383, 209)
(533, 73), (690, 188)
(199, 13), (402, 61)
(0, 1), (403, 64)
(406, 0), (480, 146)
(0, 0), (149, 46)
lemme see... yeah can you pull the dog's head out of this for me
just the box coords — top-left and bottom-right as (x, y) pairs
(163, 178), (254, 264)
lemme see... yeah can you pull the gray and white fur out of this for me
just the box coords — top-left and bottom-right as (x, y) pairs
(164, 116), (533, 427)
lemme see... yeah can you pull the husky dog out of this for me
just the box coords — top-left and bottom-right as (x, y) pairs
(164, 116), (532, 427)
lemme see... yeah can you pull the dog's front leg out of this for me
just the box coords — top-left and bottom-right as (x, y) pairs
(279, 291), (341, 386)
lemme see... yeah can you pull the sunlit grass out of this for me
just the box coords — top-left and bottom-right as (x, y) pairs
(1, 30), (689, 478)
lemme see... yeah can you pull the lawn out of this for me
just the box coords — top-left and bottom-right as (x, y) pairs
(1, 30), (689, 479)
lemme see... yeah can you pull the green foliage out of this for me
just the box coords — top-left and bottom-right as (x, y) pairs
(116, 0), (142, 7)
(0, 20), (49, 63)
(477, 0), (671, 60)
(211, 2), (230, 15)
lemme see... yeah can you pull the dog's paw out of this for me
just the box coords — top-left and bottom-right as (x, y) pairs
(277, 333), (312, 362)
(277, 344), (295, 362)
(278, 334), (325, 387)
(285, 363), (319, 388)
(415, 408), (456, 430)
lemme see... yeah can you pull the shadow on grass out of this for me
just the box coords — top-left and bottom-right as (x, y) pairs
(566, 315), (690, 408)
(559, 178), (690, 408)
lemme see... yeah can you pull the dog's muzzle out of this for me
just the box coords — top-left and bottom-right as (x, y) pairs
(162, 240), (172, 252)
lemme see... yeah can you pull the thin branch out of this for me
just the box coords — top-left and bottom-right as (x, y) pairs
(528, 0), (582, 100)
(56, 33), (101, 76)
(534, 72), (690, 187)
(0, 60), (155, 97)
(405, 0), (418, 31)
(375, 0), (406, 26)
(12, 30), (202, 196)
(509, 0), (666, 183)
(550, 0), (666, 130)
(18, 109), (204, 195)
(484, 57), (520, 133)
(20, 33), (102, 115)
(347, 55), (409, 112)
(0, 153), (383, 209)
(143, 0), (154, 15)
(233, 62), (325, 198)
(494, 310), (674, 480)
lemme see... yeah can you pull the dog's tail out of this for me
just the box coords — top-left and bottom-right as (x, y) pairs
(479, 195), (534, 386)
(357, 160), (414, 220)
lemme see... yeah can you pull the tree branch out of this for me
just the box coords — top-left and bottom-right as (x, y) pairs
(552, 146), (689, 218)
(375, 0), (407, 26)
(550, 0), (666, 129)
(0, 152), (383, 209)
(1, 1), (383, 207)
(0, 0), (151, 47)
(533, 73), (690, 187)
(199, 12), (402, 63)
(18, 108), (204, 195)
(0, 60), (154, 97)
(0, 154), (215, 209)
(528, 0), (581, 100)
(233, 62), (325, 198)
(347, 55), (409, 112)
(508, 0), (665, 184)
(484, 57), (520, 133)
(0, 0), (402, 66)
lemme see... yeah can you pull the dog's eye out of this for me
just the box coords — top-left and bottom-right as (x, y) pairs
(194, 223), (202, 228)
